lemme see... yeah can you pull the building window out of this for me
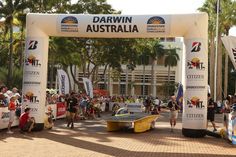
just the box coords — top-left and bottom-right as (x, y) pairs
(98, 84), (105, 90)
(120, 84), (126, 95)
(141, 85), (148, 96)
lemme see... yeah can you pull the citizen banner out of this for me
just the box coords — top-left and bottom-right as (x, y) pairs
(222, 36), (236, 69)
(57, 69), (70, 95)
(82, 78), (93, 98)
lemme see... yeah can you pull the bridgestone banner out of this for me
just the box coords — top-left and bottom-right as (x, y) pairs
(57, 69), (70, 95)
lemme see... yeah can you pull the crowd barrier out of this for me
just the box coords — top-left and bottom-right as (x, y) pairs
(228, 115), (236, 145)
(0, 102), (67, 130)
(0, 107), (19, 129)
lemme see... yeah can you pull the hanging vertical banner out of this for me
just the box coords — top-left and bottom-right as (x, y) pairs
(57, 69), (70, 95)
(82, 78), (93, 98)
(176, 83), (183, 109)
(222, 36), (236, 69)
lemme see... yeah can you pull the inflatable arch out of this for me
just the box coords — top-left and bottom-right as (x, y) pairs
(23, 13), (208, 137)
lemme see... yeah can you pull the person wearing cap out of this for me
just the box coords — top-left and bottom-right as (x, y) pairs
(19, 107), (35, 132)
(7, 96), (16, 134)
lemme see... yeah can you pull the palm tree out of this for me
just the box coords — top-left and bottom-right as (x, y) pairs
(199, 0), (236, 100)
(164, 47), (180, 96)
(0, 0), (29, 88)
(151, 42), (165, 96)
(220, 0), (236, 97)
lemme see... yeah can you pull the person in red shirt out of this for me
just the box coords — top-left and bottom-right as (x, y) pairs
(19, 107), (35, 132)
(7, 96), (16, 134)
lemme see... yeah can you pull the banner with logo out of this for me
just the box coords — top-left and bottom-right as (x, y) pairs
(57, 69), (70, 95)
(183, 39), (208, 130)
(22, 37), (48, 124)
(222, 36), (236, 69)
(82, 78), (93, 98)
(56, 102), (66, 118)
(56, 14), (171, 38)
(0, 107), (19, 129)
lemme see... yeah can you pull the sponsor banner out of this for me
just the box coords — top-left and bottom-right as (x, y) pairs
(186, 57), (206, 71)
(82, 78), (93, 98)
(185, 85), (206, 90)
(22, 85), (41, 120)
(23, 87), (41, 105)
(57, 15), (170, 36)
(184, 38), (208, 130)
(228, 114), (236, 145)
(58, 16), (79, 33)
(146, 16), (170, 34)
(222, 36), (236, 70)
(0, 107), (19, 129)
(57, 69), (70, 95)
(185, 91), (207, 110)
(24, 38), (43, 70)
(23, 81), (41, 86)
(185, 39), (208, 75)
(186, 74), (205, 82)
(56, 102), (66, 118)
(182, 90), (207, 129)
(23, 37), (46, 124)
(24, 70), (40, 77)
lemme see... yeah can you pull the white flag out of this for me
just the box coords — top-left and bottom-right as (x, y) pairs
(57, 69), (70, 95)
(82, 78), (93, 98)
(222, 36), (236, 69)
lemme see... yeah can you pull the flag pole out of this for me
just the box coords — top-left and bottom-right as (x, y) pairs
(214, 0), (220, 102)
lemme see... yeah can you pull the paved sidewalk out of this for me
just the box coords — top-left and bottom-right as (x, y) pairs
(0, 111), (235, 157)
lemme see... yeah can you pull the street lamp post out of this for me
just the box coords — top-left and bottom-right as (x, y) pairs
(214, 0), (220, 101)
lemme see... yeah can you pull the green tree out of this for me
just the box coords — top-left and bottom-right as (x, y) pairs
(164, 47), (180, 96)
(199, 0), (236, 100)
(0, 0), (29, 88)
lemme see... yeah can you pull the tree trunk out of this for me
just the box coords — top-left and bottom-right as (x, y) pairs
(167, 65), (171, 96)
(20, 24), (24, 68)
(49, 64), (54, 88)
(224, 54), (228, 98)
(7, 23), (13, 88)
(142, 63), (146, 96)
(69, 64), (81, 88)
(209, 34), (215, 97)
(103, 64), (108, 90)
(125, 65), (128, 96)
(151, 58), (155, 96)
(216, 36), (222, 101)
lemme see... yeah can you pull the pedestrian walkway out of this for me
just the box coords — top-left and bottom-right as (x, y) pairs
(0, 111), (235, 157)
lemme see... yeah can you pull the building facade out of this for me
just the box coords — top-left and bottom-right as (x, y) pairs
(78, 37), (183, 98)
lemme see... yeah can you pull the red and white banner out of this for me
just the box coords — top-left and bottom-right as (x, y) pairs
(56, 102), (66, 118)
(222, 36), (236, 69)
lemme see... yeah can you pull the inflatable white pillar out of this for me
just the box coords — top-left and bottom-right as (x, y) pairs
(23, 13), (208, 136)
